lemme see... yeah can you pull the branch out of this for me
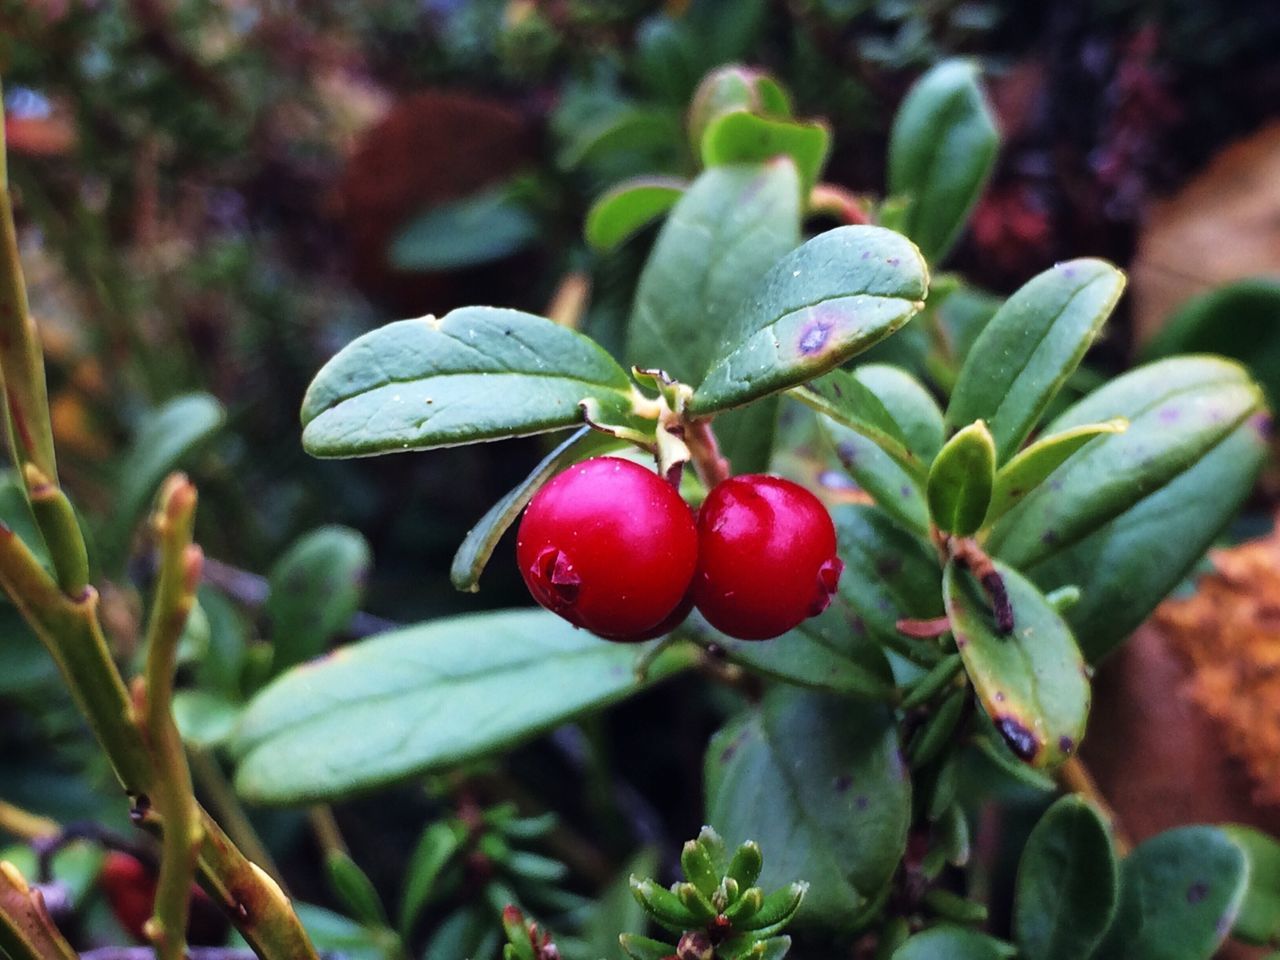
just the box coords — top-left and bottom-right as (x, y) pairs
(81, 951), (260, 960)
(23, 465), (88, 597)
(0, 861), (78, 960)
(0, 86), (58, 483)
(0, 803), (58, 843)
(140, 474), (204, 960)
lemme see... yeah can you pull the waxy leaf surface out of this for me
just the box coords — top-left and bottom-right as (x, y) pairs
(301, 307), (636, 457)
(887, 60), (998, 264)
(705, 687), (910, 930)
(946, 260), (1125, 463)
(233, 610), (695, 804)
(692, 226), (928, 414)
(1014, 796), (1118, 960)
(1092, 826), (1248, 960)
(944, 560), (1088, 769)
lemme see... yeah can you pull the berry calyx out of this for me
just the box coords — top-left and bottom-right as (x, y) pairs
(517, 457), (698, 640)
(692, 474), (843, 641)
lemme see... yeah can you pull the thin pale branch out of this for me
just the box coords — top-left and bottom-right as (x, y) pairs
(140, 474), (204, 960)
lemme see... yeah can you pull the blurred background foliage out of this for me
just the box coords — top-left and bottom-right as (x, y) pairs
(2, 0), (1280, 955)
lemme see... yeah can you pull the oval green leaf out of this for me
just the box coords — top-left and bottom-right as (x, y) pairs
(172, 690), (241, 750)
(700, 112), (831, 194)
(986, 419), (1127, 523)
(1092, 826), (1249, 960)
(946, 259), (1126, 463)
(892, 924), (1013, 960)
(927, 420), (995, 536)
(701, 591), (894, 700)
(625, 163), (801, 389)
(624, 161), (801, 472)
(105, 393), (225, 569)
(855, 364), (945, 461)
(389, 183), (539, 271)
(944, 560), (1088, 769)
(822, 417), (930, 537)
(232, 609), (695, 804)
(300, 307), (637, 458)
(1014, 795), (1118, 960)
(705, 687), (910, 931)
(1222, 825), (1280, 946)
(990, 357), (1265, 568)
(887, 59), (999, 264)
(691, 225), (929, 414)
(266, 526), (371, 674)
(791, 368), (923, 480)
(325, 850), (388, 927)
(585, 177), (686, 252)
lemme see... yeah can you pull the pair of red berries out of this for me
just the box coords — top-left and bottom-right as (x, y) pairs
(516, 457), (843, 642)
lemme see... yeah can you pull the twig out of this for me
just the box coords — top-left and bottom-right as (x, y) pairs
(0, 803), (58, 843)
(81, 951), (260, 960)
(187, 750), (285, 890)
(808, 183), (872, 224)
(308, 807), (348, 858)
(684, 418), (731, 489)
(895, 616), (951, 639)
(0, 92), (58, 483)
(140, 475), (204, 960)
(0, 861), (78, 960)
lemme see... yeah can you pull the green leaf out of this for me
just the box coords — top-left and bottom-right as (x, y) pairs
(704, 592), (894, 699)
(585, 177), (686, 252)
(325, 850), (389, 927)
(557, 105), (683, 172)
(1221, 824), (1280, 946)
(451, 427), (618, 593)
(423, 905), (502, 960)
(399, 820), (466, 937)
(705, 687), (910, 931)
(892, 925), (1013, 960)
(926, 420), (995, 535)
(105, 393), (224, 568)
(791, 369), (923, 479)
(172, 690), (241, 750)
(1142, 277), (1280, 407)
(946, 260), (1125, 463)
(985, 419), (1127, 523)
(691, 226), (929, 415)
(389, 184), (539, 271)
(193, 585), (249, 700)
(944, 560), (1088, 769)
(232, 610), (696, 804)
(1014, 796), (1118, 960)
(624, 162), (801, 472)
(625, 163), (801, 390)
(987, 357), (1269, 658)
(700, 112), (830, 194)
(854, 364), (945, 461)
(887, 59), (998, 264)
(687, 65), (792, 149)
(821, 416), (930, 537)
(301, 307), (638, 458)
(830, 503), (944, 659)
(1092, 826), (1249, 960)
(295, 903), (402, 960)
(267, 526), (371, 674)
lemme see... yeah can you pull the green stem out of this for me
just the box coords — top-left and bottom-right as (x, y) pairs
(23, 465), (89, 597)
(0, 88), (58, 483)
(0, 802), (59, 842)
(141, 474), (203, 960)
(188, 749), (285, 890)
(0, 861), (79, 960)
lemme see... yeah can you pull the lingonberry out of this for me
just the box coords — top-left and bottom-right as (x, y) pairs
(516, 457), (698, 640)
(99, 851), (228, 945)
(693, 474), (843, 640)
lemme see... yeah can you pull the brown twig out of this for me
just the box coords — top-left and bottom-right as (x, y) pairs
(1057, 757), (1132, 855)
(949, 537), (1014, 634)
(684, 418), (731, 489)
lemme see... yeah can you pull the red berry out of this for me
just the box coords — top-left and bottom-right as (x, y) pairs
(100, 852), (156, 942)
(693, 474), (843, 641)
(517, 457), (698, 640)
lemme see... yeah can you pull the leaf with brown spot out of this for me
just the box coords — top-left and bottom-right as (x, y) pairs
(944, 560), (1089, 770)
